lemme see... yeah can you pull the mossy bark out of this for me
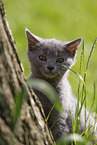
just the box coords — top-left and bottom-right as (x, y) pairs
(0, 0), (54, 144)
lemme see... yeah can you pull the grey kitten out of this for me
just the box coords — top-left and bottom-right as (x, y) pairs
(25, 29), (97, 143)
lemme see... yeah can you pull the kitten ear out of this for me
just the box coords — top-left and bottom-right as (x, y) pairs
(25, 28), (40, 50)
(65, 38), (82, 56)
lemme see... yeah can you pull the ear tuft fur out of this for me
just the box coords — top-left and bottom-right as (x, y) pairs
(65, 38), (82, 55)
(25, 28), (40, 50)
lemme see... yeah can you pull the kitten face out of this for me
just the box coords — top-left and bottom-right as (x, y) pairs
(26, 29), (82, 79)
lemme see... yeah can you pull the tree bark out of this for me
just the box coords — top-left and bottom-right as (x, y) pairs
(0, 0), (55, 144)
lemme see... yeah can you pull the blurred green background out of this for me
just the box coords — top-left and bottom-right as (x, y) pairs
(3, 0), (97, 111)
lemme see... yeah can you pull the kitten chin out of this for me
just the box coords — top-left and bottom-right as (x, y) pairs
(41, 72), (59, 79)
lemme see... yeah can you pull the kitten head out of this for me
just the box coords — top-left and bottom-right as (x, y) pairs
(26, 29), (82, 80)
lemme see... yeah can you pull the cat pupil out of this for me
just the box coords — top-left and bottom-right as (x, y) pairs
(39, 55), (46, 61)
(57, 58), (64, 63)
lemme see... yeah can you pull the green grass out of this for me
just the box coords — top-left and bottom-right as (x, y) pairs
(3, 0), (97, 113)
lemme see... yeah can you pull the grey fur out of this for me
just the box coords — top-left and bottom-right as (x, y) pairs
(26, 29), (97, 143)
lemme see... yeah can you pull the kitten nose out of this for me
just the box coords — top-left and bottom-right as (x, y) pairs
(47, 66), (54, 71)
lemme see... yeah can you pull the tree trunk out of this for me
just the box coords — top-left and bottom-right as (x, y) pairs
(0, 0), (54, 144)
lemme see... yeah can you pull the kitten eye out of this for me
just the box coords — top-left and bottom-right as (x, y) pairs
(39, 55), (46, 61)
(57, 58), (64, 63)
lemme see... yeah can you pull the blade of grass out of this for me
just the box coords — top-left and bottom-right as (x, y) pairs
(76, 40), (85, 133)
(70, 111), (75, 134)
(86, 38), (97, 71)
(76, 82), (81, 133)
(14, 87), (25, 131)
(63, 65), (85, 85)
(50, 115), (61, 130)
(81, 40), (86, 103)
(78, 91), (86, 117)
(84, 87), (87, 131)
(46, 104), (55, 122)
(86, 82), (96, 122)
(81, 125), (92, 138)
(82, 39), (86, 72)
